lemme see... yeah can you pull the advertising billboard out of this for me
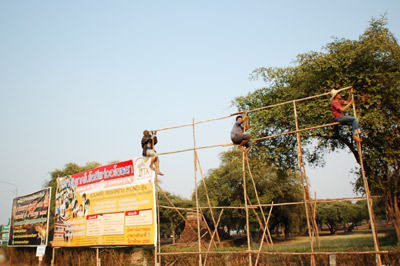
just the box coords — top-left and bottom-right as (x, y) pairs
(52, 158), (157, 247)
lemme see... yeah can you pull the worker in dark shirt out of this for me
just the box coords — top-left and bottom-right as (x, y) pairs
(141, 130), (164, 175)
(231, 110), (251, 161)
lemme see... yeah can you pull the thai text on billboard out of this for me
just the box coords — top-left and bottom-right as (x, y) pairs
(8, 188), (51, 246)
(52, 158), (157, 247)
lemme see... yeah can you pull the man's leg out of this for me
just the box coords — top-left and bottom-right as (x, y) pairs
(154, 157), (164, 176)
(150, 157), (156, 171)
(336, 116), (362, 142)
(243, 146), (251, 161)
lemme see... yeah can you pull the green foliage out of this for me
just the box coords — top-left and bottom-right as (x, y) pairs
(158, 191), (194, 241)
(195, 149), (305, 238)
(316, 201), (367, 235)
(233, 15), (400, 241)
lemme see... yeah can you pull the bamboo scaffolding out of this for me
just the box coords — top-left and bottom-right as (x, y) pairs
(153, 86), (383, 266)
(156, 121), (340, 156)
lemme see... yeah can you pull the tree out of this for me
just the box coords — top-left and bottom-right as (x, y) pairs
(316, 201), (367, 235)
(234, 16), (400, 242)
(196, 149), (305, 239)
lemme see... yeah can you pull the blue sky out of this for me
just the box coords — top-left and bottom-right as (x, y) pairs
(0, 1), (399, 225)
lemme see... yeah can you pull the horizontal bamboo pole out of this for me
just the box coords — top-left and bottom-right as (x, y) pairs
(158, 196), (374, 211)
(154, 115), (233, 132)
(153, 86), (352, 132)
(231, 86), (353, 116)
(157, 122), (340, 156)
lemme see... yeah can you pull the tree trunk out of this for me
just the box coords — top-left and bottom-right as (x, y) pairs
(385, 194), (400, 242)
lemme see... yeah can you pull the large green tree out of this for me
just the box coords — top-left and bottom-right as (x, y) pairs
(234, 16), (400, 242)
(196, 150), (305, 239)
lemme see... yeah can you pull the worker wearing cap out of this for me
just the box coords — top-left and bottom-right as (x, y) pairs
(330, 88), (362, 143)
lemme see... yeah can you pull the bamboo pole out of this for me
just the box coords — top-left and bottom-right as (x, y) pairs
(200, 211), (218, 249)
(153, 86), (352, 133)
(155, 174), (161, 266)
(203, 209), (224, 266)
(195, 153), (221, 243)
(156, 182), (197, 235)
(157, 121), (340, 156)
(242, 151), (253, 266)
(293, 101), (316, 266)
(246, 160), (273, 245)
(254, 202), (274, 266)
(351, 96), (382, 266)
(192, 118), (203, 266)
(158, 195), (373, 211)
(231, 86), (353, 116)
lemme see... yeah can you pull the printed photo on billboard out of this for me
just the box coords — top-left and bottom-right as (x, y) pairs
(52, 158), (157, 247)
(8, 188), (51, 247)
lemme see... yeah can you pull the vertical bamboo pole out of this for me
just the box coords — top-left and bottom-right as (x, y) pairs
(293, 101), (320, 249)
(155, 173), (161, 266)
(96, 248), (100, 266)
(293, 101), (316, 266)
(242, 152), (252, 266)
(152, 132), (161, 266)
(192, 118), (203, 266)
(351, 90), (382, 266)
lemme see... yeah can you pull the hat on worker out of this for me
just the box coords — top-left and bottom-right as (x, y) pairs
(330, 89), (340, 101)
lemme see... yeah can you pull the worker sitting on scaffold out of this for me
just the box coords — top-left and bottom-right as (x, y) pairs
(142, 130), (164, 176)
(330, 87), (362, 143)
(231, 110), (251, 161)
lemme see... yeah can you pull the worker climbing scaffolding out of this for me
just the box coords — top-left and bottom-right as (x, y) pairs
(141, 130), (164, 176)
(330, 86), (362, 143)
(230, 110), (251, 161)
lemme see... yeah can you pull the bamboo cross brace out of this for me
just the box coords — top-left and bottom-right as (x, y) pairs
(155, 182), (197, 235)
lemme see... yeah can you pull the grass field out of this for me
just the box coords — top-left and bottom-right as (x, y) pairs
(262, 223), (397, 252)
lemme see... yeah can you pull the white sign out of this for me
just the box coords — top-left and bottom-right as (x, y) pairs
(36, 246), (46, 257)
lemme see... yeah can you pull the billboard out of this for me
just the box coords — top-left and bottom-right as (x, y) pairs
(8, 188), (51, 246)
(52, 158), (157, 247)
